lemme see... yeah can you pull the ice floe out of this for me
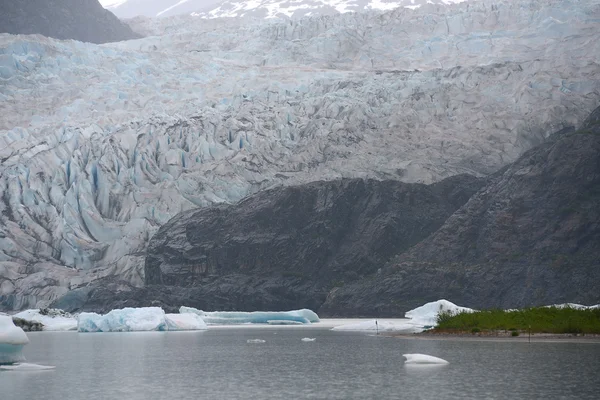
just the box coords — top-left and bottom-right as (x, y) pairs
(13, 309), (78, 331)
(403, 354), (449, 365)
(247, 339), (266, 343)
(301, 338), (316, 342)
(180, 307), (319, 325)
(0, 363), (56, 371)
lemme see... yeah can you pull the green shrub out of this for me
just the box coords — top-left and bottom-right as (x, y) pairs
(511, 331), (519, 337)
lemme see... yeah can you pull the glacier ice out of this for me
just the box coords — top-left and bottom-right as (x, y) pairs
(165, 313), (208, 331)
(78, 307), (169, 332)
(180, 306), (320, 325)
(404, 299), (474, 327)
(1, 0), (600, 310)
(77, 307), (207, 332)
(0, 315), (29, 364)
(13, 309), (78, 331)
(403, 354), (449, 365)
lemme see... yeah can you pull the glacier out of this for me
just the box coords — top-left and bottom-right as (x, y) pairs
(0, 314), (29, 364)
(77, 307), (207, 332)
(1, 0), (600, 310)
(180, 306), (320, 324)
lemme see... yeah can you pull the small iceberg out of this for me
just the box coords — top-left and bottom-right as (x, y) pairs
(247, 339), (266, 343)
(0, 315), (30, 365)
(301, 338), (316, 342)
(165, 313), (208, 331)
(180, 307), (319, 325)
(14, 309), (78, 331)
(403, 354), (449, 365)
(0, 363), (56, 371)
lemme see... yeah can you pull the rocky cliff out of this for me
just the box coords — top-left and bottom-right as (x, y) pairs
(321, 106), (600, 315)
(50, 175), (483, 312)
(0, 0), (140, 43)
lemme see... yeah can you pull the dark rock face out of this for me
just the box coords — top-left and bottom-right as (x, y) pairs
(52, 175), (483, 312)
(0, 0), (140, 44)
(321, 106), (600, 316)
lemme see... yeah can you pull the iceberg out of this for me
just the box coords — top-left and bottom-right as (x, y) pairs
(247, 339), (266, 343)
(404, 299), (475, 327)
(403, 354), (449, 365)
(77, 307), (208, 332)
(179, 307), (319, 325)
(14, 309), (78, 331)
(165, 313), (208, 331)
(331, 319), (422, 333)
(0, 315), (30, 364)
(301, 338), (316, 342)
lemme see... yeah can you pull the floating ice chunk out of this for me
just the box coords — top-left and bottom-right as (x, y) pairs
(301, 338), (316, 342)
(267, 320), (304, 325)
(0, 315), (29, 365)
(78, 307), (169, 332)
(14, 309), (77, 331)
(165, 313), (207, 331)
(0, 363), (56, 371)
(331, 319), (421, 333)
(403, 354), (449, 365)
(405, 299), (475, 327)
(247, 339), (266, 343)
(180, 307), (319, 325)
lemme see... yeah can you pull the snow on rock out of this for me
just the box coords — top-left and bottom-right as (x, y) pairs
(0, 362), (56, 371)
(544, 303), (600, 310)
(180, 307), (320, 324)
(165, 313), (208, 331)
(1, 0), (600, 311)
(404, 299), (474, 327)
(403, 353), (449, 365)
(0, 315), (29, 364)
(13, 309), (77, 331)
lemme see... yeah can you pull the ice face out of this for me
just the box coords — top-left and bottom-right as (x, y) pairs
(165, 313), (208, 331)
(0, 315), (29, 364)
(13, 309), (77, 331)
(180, 306), (320, 325)
(77, 307), (169, 332)
(404, 299), (474, 327)
(77, 307), (209, 332)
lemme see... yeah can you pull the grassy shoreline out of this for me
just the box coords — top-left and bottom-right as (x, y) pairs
(431, 306), (600, 335)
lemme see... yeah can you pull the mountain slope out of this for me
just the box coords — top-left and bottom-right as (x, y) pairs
(320, 106), (600, 316)
(0, 0), (140, 44)
(104, 0), (466, 19)
(50, 175), (484, 312)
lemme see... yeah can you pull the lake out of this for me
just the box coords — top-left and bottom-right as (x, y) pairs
(2, 326), (599, 399)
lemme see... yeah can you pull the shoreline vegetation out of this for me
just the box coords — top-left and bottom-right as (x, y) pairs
(425, 306), (600, 337)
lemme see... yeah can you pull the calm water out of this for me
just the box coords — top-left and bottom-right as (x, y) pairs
(2, 328), (599, 399)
